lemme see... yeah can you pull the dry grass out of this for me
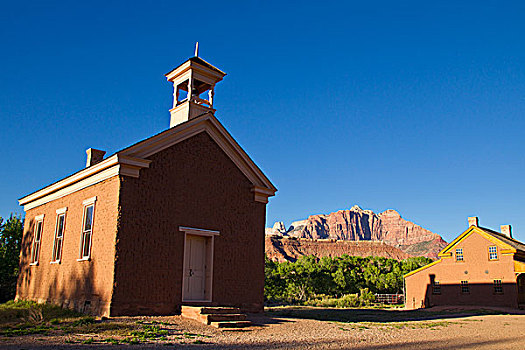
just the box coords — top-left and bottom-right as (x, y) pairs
(0, 301), (214, 346)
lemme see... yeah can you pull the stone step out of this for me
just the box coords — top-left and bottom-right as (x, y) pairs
(199, 307), (241, 314)
(181, 305), (250, 328)
(210, 320), (252, 328)
(182, 305), (241, 315)
(199, 313), (247, 324)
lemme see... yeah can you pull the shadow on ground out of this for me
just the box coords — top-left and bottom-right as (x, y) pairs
(264, 306), (522, 323)
(0, 336), (520, 350)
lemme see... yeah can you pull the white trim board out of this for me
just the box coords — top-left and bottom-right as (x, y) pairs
(19, 113), (275, 210)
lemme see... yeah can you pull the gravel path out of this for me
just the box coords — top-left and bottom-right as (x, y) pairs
(1, 309), (524, 349)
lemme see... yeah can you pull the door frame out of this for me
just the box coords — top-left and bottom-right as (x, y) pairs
(180, 226), (219, 303)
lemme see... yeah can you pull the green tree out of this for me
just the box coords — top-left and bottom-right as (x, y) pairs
(264, 253), (434, 304)
(0, 214), (23, 302)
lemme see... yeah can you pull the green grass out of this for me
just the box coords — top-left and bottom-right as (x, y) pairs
(0, 300), (217, 345)
(130, 324), (169, 340)
(0, 300), (82, 325)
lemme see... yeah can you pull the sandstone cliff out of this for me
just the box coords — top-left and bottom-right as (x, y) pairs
(266, 205), (447, 260)
(265, 236), (411, 263)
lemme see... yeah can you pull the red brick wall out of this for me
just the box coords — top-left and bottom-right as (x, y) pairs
(405, 231), (518, 309)
(111, 132), (266, 315)
(16, 177), (120, 316)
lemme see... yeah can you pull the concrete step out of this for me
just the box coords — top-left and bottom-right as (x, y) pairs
(210, 320), (252, 328)
(182, 306), (241, 315)
(200, 313), (247, 324)
(181, 305), (250, 328)
(199, 307), (241, 314)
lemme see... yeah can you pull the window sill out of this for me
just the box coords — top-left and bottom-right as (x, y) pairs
(76, 257), (91, 262)
(29, 262), (39, 266)
(50, 261), (61, 264)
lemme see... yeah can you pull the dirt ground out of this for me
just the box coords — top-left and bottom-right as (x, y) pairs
(1, 307), (524, 349)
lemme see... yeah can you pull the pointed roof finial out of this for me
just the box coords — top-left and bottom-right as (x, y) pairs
(194, 42), (199, 57)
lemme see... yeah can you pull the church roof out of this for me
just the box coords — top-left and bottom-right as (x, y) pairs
(19, 113), (276, 209)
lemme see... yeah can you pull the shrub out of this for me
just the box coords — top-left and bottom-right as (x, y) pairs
(337, 294), (360, 308)
(0, 300), (82, 325)
(359, 288), (376, 306)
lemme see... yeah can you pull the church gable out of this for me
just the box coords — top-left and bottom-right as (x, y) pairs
(118, 113), (276, 203)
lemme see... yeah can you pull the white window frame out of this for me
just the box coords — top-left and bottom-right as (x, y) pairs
(30, 214), (45, 265)
(455, 248), (464, 261)
(488, 246), (498, 261)
(51, 207), (67, 263)
(78, 197), (96, 261)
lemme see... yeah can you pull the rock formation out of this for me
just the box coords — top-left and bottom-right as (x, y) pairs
(265, 221), (287, 236)
(265, 236), (412, 263)
(266, 205), (447, 260)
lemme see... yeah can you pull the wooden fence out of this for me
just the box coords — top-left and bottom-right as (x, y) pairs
(375, 293), (404, 304)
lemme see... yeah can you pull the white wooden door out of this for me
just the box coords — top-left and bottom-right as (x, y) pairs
(183, 235), (207, 300)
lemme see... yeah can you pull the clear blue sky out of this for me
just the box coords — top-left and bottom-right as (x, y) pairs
(1, 1), (524, 243)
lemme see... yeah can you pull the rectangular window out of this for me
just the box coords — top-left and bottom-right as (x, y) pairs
(456, 248), (464, 261)
(52, 213), (66, 262)
(494, 280), (503, 294)
(80, 204), (94, 259)
(30, 218), (44, 264)
(432, 281), (441, 294)
(488, 246), (498, 260)
(461, 280), (469, 294)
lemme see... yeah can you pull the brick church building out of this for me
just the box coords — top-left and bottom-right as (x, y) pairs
(16, 54), (276, 316)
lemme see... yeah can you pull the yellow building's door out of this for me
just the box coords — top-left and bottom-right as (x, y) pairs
(183, 235), (207, 301)
(518, 274), (525, 305)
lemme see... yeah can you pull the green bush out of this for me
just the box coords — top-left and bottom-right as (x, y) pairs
(359, 288), (376, 306)
(337, 294), (360, 308)
(0, 215), (23, 302)
(0, 300), (82, 325)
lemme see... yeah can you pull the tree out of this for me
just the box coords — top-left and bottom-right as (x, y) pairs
(0, 214), (23, 302)
(264, 253), (434, 304)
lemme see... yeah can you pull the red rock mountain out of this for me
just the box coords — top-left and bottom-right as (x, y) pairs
(266, 205), (447, 260)
(265, 236), (412, 263)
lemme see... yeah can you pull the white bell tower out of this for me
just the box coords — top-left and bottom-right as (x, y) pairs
(165, 45), (226, 128)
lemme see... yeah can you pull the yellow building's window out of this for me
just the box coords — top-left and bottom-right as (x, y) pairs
(461, 280), (469, 293)
(493, 279), (503, 294)
(455, 248), (464, 261)
(488, 246), (498, 260)
(432, 281), (441, 294)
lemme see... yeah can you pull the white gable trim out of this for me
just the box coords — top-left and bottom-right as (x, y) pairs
(19, 155), (151, 211)
(121, 114), (277, 202)
(19, 114), (275, 210)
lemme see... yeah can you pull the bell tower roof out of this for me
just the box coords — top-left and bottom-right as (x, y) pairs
(165, 56), (226, 78)
(165, 50), (226, 128)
